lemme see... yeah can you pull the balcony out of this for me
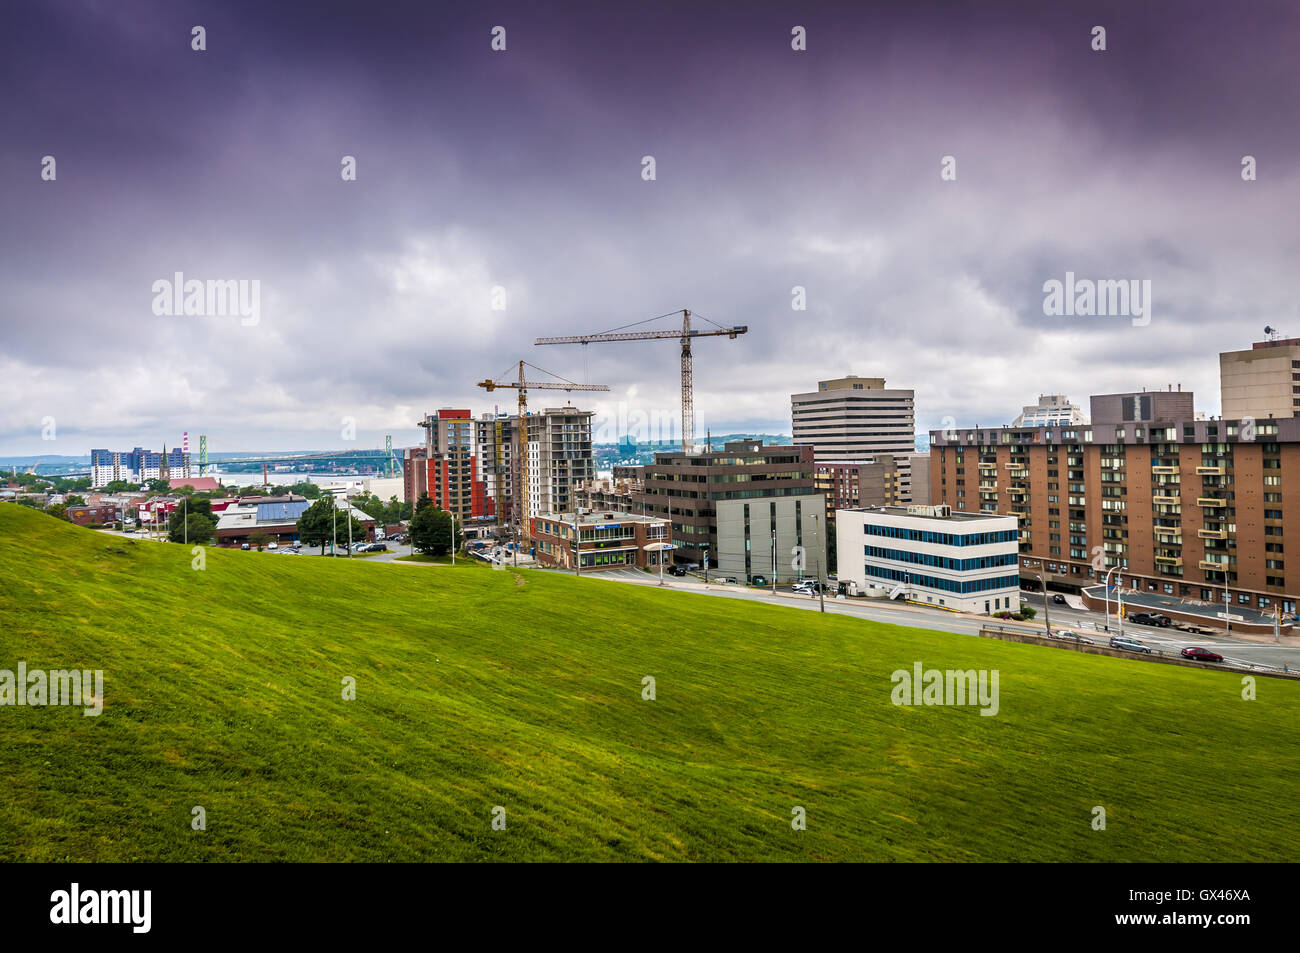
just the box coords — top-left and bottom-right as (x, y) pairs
(1198, 528), (1228, 540)
(1152, 494), (1180, 505)
(1196, 465), (1225, 476)
(978, 462), (998, 471)
(1154, 555), (1183, 567)
(1151, 465), (1179, 475)
(1198, 560), (1228, 572)
(1154, 529), (1183, 543)
(1197, 498), (1226, 508)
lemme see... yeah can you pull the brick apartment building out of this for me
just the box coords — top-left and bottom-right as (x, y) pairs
(930, 388), (1300, 617)
(64, 504), (120, 526)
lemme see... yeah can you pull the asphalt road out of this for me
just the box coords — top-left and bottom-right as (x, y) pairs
(548, 567), (1300, 671)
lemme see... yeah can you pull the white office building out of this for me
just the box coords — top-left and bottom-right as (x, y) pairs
(1011, 395), (1087, 428)
(836, 504), (1020, 614)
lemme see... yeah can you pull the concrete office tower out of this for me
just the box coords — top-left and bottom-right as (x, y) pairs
(791, 376), (916, 462)
(792, 375), (917, 502)
(1220, 338), (1300, 421)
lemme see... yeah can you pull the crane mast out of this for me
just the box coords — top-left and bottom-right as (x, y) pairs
(535, 309), (746, 453)
(477, 361), (609, 548)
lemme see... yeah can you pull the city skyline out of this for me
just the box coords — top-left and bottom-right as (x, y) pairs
(3, 0), (1299, 455)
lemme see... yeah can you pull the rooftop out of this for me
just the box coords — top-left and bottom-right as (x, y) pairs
(540, 510), (666, 525)
(845, 504), (1011, 523)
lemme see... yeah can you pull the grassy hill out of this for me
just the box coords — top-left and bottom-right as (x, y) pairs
(1, 503), (1297, 862)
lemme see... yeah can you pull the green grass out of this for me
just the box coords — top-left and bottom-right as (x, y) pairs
(1, 504), (1296, 862)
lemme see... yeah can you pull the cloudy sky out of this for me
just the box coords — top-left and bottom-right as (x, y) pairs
(3, 0), (1298, 457)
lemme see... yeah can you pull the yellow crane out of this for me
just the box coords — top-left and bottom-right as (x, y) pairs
(535, 309), (747, 453)
(477, 360), (609, 544)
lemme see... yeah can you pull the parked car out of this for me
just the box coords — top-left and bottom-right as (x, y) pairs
(1180, 646), (1225, 662)
(366, 543), (389, 552)
(1052, 594), (1067, 605)
(1109, 636), (1152, 653)
(267, 542), (278, 550)
(751, 575), (767, 587)
(667, 565), (687, 577)
(241, 543), (250, 550)
(713, 576), (736, 584)
(1129, 611), (1171, 627)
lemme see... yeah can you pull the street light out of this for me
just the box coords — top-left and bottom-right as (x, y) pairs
(1035, 571), (1051, 637)
(1103, 564), (1120, 633)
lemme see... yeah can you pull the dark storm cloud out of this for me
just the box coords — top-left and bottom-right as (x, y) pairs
(1, 0), (1298, 453)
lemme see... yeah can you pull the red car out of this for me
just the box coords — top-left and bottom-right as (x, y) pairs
(1181, 646), (1224, 663)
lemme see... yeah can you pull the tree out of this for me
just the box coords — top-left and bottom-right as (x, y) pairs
(289, 481), (321, 499)
(411, 505), (458, 556)
(46, 503), (68, 520)
(296, 497), (337, 555)
(168, 509), (216, 545)
(65, 494), (85, 507)
(147, 478), (170, 493)
(103, 480), (134, 493)
(249, 531), (274, 551)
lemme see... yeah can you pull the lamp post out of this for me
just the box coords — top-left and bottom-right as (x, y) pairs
(771, 524), (777, 594)
(813, 513), (825, 613)
(1103, 564), (1120, 633)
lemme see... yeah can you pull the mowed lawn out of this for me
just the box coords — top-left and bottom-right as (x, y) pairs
(1, 504), (1297, 862)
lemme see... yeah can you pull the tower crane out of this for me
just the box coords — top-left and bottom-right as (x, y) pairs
(535, 309), (747, 453)
(476, 360), (609, 544)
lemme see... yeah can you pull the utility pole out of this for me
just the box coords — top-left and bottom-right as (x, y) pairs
(451, 509), (456, 567)
(1117, 562), (1127, 640)
(815, 513), (825, 613)
(1224, 588), (1231, 636)
(1036, 571), (1050, 636)
(332, 495), (337, 556)
(573, 512), (580, 577)
(771, 524), (777, 593)
(183, 498), (187, 546)
(346, 493), (353, 557)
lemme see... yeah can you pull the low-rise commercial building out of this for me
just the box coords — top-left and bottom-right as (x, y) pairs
(836, 504), (1021, 614)
(530, 511), (669, 572)
(214, 496), (376, 548)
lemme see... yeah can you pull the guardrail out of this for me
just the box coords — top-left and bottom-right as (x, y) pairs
(978, 624), (1296, 678)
